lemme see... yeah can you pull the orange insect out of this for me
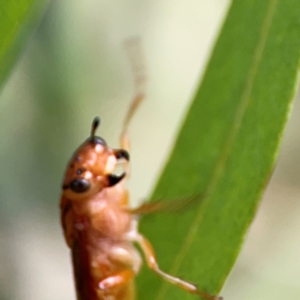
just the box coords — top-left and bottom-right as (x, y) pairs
(59, 42), (222, 300)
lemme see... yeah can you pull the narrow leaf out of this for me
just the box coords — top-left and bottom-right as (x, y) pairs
(138, 1), (300, 299)
(0, 0), (49, 92)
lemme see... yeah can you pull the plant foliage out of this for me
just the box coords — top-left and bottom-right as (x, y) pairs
(138, 1), (300, 299)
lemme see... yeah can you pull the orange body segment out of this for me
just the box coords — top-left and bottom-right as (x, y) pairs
(59, 40), (222, 300)
(59, 116), (222, 300)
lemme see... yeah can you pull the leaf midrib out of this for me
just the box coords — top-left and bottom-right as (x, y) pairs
(155, 0), (278, 298)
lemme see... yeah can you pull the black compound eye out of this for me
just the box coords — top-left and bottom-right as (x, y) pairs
(69, 178), (90, 193)
(89, 136), (107, 146)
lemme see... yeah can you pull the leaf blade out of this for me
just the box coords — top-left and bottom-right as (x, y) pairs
(0, 0), (49, 92)
(137, 0), (300, 299)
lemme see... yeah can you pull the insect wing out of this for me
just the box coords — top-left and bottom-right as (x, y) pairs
(72, 231), (97, 300)
(128, 193), (206, 215)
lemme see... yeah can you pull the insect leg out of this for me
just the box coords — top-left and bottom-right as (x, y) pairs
(99, 269), (135, 290)
(120, 92), (144, 153)
(122, 37), (147, 144)
(135, 234), (223, 300)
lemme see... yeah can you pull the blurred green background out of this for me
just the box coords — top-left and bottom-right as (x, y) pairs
(0, 0), (299, 299)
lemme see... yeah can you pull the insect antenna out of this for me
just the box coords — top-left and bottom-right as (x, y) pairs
(91, 116), (100, 138)
(122, 37), (147, 134)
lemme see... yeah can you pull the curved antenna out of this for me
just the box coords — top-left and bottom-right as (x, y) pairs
(122, 37), (147, 134)
(91, 117), (100, 138)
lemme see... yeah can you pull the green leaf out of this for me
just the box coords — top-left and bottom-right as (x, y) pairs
(137, 1), (300, 299)
(0, 0), (49, 92)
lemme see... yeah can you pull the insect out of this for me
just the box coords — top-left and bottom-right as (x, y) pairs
(59, 41), (222, 300)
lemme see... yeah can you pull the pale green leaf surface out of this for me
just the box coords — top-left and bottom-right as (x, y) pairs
(0, 0), (49, 91)
(137, 1), (300, 299)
